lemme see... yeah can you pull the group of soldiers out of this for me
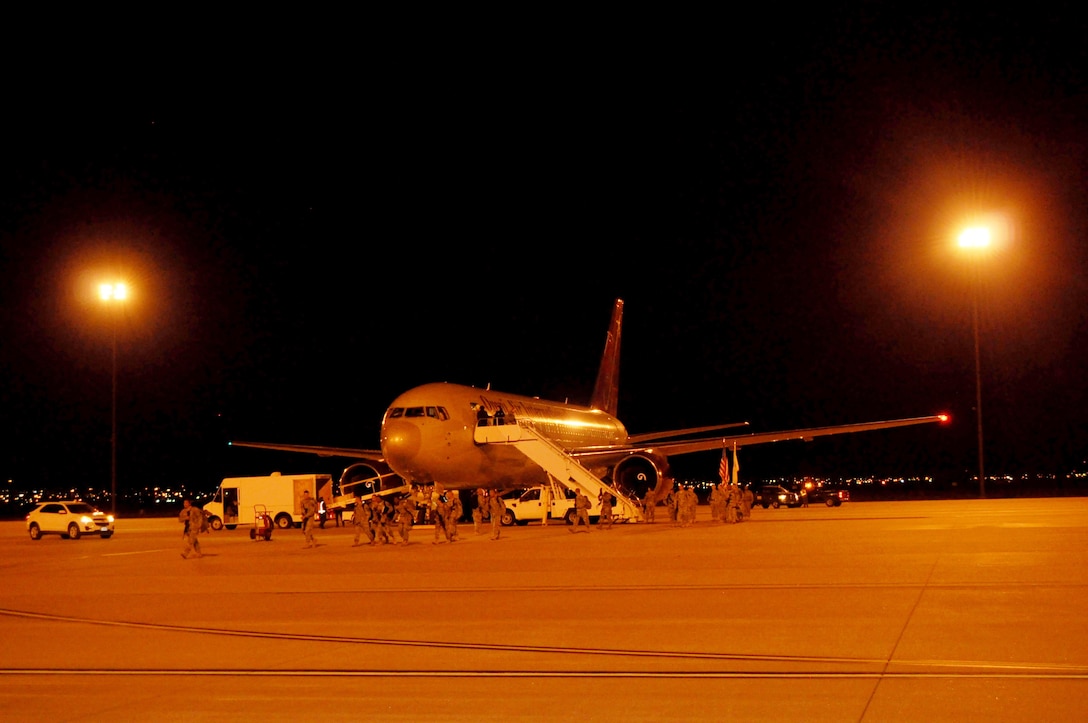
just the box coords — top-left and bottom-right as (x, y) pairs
(708, 482), (754, 523)
(300, 484), (512, 549)
(343, 490), (420, 547)
(632, 485), (692, 526)
(630, 482), (754, 527)
(184, 479), (757, 557)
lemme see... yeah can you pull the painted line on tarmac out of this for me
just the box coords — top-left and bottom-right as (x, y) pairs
(2, 669), (1088, 680)
(3, 607), (1088, 677)
(102, 549), (171, 557)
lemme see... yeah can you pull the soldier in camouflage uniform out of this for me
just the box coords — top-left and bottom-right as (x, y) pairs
(300, 489), (318, 548)
(351, 494), (372, 546)
(179, 498), (204, 559)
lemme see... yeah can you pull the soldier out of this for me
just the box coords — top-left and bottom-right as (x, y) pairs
(472, 491), (484, 534)
(431, 493), (451, 544)
(447, 490), (463, 541)
(395, 494), (415, 544)
(370, 495), (391, 545)
(474, 487), (489, 534)
(678, 486), (695, 527)
(742, 485), (754, 520)
(734, 484), (747, 523)
(300, 489), (318, 548)
(351, 494), (371, 546)
(724, 484), (738, 524)
(541, 483), (552, 527)
(643, 489), (656, 523)
(709, 483), (723, 523)
(570, 490), (591, 532)
(664, 485), (679, 526)
(179, 498), (204, 559)
(597, 489), (613, 530)
(489, 492), (505, 540)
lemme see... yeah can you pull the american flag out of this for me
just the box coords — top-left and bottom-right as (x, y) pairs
(719, 443), (729, 484)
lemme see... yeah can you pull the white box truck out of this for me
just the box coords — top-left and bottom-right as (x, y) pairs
(203, 472), (332, 531)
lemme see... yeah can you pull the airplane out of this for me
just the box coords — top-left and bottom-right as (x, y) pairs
(230, 298), (947, 515)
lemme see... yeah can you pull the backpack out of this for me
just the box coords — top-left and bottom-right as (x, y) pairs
(199, 509), (211, 534)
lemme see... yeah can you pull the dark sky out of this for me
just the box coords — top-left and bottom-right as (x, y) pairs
(3, 9), (1087, 492)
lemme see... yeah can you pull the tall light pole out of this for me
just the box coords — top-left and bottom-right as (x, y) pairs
(958, 227), (990, 498)
(99, 282), (128, 515)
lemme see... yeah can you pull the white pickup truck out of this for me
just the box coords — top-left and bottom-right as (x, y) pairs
(500, 480), (612, 526)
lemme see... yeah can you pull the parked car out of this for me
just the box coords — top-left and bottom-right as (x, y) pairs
(806, 486), (850, 507)
(755, 485), (802, 509)
(26, 501), (115, 540)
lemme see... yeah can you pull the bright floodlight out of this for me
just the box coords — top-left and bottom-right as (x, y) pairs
(958, 227), (992, 249)
(99, 282), (128, 301)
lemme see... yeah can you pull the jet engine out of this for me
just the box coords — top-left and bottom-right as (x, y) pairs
(338, 462), (402, 499)
(609, 453), (674, 501)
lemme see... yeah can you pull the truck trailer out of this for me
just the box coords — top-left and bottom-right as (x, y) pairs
(203, 472), (332, 530)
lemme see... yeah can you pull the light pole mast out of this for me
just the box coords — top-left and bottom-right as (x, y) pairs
(970, 263), (985, 499)
(958, 227), (990, 499)
(110, 307), (118, 515)
(100, 282), (127, 515)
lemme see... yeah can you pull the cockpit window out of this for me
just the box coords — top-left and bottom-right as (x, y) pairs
(426, 406), (450, 420)
(391, 406), (449, 421)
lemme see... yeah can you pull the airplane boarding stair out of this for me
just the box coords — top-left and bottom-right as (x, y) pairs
(475, 421), (644, 522)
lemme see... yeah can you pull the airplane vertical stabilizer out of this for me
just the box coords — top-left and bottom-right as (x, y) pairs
(590, 298), (623, 415)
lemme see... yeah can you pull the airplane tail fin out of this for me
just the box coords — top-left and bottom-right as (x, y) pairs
(590, 298), (624, 415)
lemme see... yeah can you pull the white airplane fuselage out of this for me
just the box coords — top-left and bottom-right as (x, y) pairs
(380, 382), (627, 490)
(229, 298), (946, 500)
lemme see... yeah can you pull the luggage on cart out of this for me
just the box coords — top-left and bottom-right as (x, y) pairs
(250, 504), (274, 541)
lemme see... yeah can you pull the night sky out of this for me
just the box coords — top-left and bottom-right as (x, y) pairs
(3, 9), (1087, 494)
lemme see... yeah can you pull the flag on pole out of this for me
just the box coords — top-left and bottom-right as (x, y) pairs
(731, 441), (740, 487)
(718, 442), (729, 485)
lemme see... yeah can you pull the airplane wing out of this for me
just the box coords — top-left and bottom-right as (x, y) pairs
(228, 440), (386, 461)
(573, 414), (948, 463)
(626, 421), (749, 444)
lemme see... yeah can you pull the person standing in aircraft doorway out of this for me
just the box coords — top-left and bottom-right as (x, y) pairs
(475, 403), (490, 427)
(494, 406), (506, 426)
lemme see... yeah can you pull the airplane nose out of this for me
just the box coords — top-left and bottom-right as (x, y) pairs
(381, 419), (422, 474)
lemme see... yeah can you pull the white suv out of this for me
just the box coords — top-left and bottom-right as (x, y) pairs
(26, 501), (115, 540)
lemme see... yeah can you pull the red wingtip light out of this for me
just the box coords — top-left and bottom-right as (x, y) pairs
(938, 414), (950, 423)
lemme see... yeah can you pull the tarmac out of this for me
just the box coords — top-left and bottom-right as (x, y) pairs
(1, 497), (1087, 722)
